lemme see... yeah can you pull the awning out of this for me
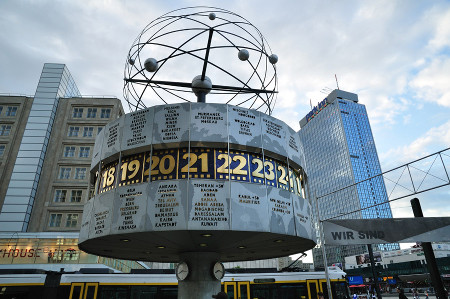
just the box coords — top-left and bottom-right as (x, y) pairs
(350, 285), (366, 288)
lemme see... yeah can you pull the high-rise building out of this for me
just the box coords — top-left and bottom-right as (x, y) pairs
(0, 63), (145, 272)
(298, 89), (399, 268)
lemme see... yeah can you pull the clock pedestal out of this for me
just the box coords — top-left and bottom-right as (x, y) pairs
(178, 252), (220, 299)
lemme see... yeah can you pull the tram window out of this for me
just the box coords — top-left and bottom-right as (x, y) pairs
(308, 282), (318, 299)
(333, 282), (349, 299)
(159, 286), (177, 299)
(322, 282), (329, 299)
(131, 286), (157, 299)
(226, 284), (236, 298)
(240, 284), (248, 299)
(85, 285), (97, 299)
(98, 286), (128, 299)
(279, 284), (308, 299)
(251, 284), (272, 299)
(0, 286), (44, 299)
(71, 285), (83, 299)
(58, 285), (71, 299)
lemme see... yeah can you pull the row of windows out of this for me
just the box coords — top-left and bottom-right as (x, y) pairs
(59, 167), (87, 180)
(0, 125), (11, 136)
(63, 146), (91, 158)
(68, 126), (103, 138)
(72, 107), (111, 119)
(48, 213), (79, 228)
(0, 106), (18, 117)
(54, 189), (85, 203)
(0, 144), (4, 156)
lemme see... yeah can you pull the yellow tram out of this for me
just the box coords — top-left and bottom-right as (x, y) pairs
(0, 267), (348, 299)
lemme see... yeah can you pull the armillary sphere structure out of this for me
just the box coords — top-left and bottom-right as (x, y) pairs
(123, 6), (278, 114)
(80, 7), (313, 299)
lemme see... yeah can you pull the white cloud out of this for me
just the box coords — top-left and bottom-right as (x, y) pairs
(380, 120), (450, 166)
(427, 8), (450, 50)
(410, 56), (450, 107)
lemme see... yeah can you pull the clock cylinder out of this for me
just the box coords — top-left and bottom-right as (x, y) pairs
(78, 103), (315, 262)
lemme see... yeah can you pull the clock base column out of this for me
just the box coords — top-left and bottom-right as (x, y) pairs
(178, 252), (221, 299)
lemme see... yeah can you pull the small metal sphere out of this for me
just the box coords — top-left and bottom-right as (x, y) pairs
(144, 58), (158, 72)
(191, 75), (212, 95)
(269, 54), (278, 64)
(238, 49), (250, 61)
(209, 13), (216, 20)
(128, 58), (135, 65)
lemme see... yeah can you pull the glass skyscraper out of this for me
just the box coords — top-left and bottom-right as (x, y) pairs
(298, 89), (399, 268)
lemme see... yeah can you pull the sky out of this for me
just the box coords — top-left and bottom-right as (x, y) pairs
(1, 1), (449, 264)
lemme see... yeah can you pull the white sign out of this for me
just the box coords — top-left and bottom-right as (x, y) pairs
(323, 217), (450, 245)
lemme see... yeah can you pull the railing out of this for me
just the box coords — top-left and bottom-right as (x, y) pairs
(318, 147), (450, 221)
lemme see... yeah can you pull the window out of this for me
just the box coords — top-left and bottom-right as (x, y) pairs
(68, 126), (80, 137)
(59, 167), (71, 179)
(66, 214), (79, 227)
(79, 146), (90, 158)
(54, 190), (67, 202)
(6, 106), (17, 117)
(97, 127), (103, 134)
(101, 108), (111, 118)
(75, 167), (87, 180)
(0, 106), (3, 115)
(0, 145), (4, 156)
(0, 125), (11, 136)
(49, 214), (62, 227)
(70, 190), (83, 202)
(72, 108), (83, 118)
(83, 127), (94, 137)
(87, 108), (97, 118)
(64, 146), (76, 157)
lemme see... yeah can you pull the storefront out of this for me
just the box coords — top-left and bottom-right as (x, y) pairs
(0, 232), (145, 273)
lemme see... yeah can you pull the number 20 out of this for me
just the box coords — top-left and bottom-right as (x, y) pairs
(150, 155), (176, 175)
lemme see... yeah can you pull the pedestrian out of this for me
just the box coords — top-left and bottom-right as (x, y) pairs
(353, 293), (358, 299)
(47, 250), (53, 263)
(424, 291), (428, 299)
(318, 292), (325, 299)
(397, 287), (408, 299)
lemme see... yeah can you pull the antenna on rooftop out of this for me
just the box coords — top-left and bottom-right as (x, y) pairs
(335, 74), (340, 90)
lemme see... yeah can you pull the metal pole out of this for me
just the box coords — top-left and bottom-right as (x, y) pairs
(410, 198), (447, 299)
(367, 244), (382, 299)
(197, 92), (206, 103)
(314, 194), (333, 299)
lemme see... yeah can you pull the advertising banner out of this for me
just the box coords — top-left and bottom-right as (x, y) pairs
(323, 217), (450, 245)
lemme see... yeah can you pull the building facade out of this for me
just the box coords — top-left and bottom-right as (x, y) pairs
(0, 64), (81, 232)
(298, 89), (399, 268)
(344, 244), (450, 291)
(344, 243), (450, 270)
(0, 63), (146, 273)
